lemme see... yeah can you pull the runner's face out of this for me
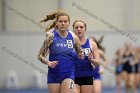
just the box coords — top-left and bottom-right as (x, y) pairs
(56, 16), (69, 32)
(73, 22), (86, 38)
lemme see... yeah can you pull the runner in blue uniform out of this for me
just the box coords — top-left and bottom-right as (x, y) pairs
(72, 20), (100, 93)
(38, 10), (84, 93)
(89, 36), (108, 93)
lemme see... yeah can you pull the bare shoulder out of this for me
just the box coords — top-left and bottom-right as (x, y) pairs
(99, 49), (104, 56)
(45, 30), (54, 39)
(89, 39), (97, 48)
(69, 30), (76, 37)
(99, 49), (104, 54)
(69, 30), (79, 43)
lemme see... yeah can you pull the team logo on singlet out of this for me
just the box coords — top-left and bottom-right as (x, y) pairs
(84, 48), (91, 56)
(67, 40), (73, 48)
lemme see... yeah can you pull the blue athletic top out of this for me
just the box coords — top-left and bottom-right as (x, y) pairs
(49, 29), (75, 73)
(74, 39), (93, 77)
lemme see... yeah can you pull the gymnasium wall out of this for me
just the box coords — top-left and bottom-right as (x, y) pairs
(1, 0), (140, 32)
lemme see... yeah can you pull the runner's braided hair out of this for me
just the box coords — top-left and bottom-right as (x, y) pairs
(40, 10), (70, 32)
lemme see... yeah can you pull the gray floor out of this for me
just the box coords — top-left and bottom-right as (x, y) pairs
(0, 87), (140, 93)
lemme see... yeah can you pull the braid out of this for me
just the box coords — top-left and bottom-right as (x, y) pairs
(45, 21), (56, 32)
(40, 9), (70, 32)
(40, 11), (57, 32)
(39, 12), (57, 23)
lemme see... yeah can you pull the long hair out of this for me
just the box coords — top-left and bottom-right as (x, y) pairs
(89, 36), (105, 52)
(40, 10), (70, 32)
